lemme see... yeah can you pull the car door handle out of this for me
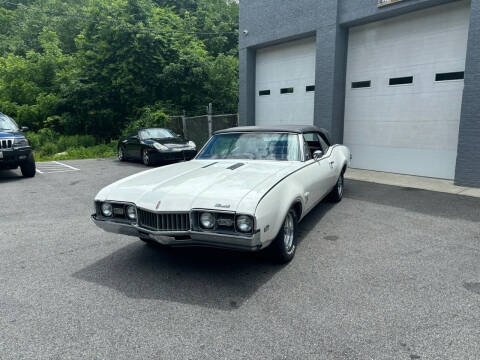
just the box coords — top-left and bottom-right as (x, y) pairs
(329, 161), (335, 169)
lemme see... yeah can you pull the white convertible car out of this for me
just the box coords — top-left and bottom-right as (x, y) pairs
(92, 125), (351, 263)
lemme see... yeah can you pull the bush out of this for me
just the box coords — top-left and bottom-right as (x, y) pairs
(56, 135), (96, 151)
(27, 129), (116, 161)
(34, 141), (117, 162)
(38, 142), (58, 156)
(63, 142), (117, 160)
(27, 128), (56, 149)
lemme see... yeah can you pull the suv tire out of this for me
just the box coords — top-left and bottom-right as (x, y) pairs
(20, 153), (36, 178)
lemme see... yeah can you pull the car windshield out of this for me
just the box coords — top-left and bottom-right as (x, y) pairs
(197, 132), (301, 161)
(0, 114), (18, 131)
(139, 128), (176, 139)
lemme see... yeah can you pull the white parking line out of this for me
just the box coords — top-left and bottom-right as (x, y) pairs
(53, 161), (80, 171)
(36, 161), (80, 174)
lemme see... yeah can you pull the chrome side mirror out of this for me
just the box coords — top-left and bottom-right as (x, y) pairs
(313, 150), (324, 161)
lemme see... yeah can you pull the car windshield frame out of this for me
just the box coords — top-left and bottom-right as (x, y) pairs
(0, 114), (19, 132)
(139, 128), (176, 140)
(196, 132), (302, 162)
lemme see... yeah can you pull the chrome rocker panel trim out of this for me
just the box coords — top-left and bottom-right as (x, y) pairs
(91, 215), (263, 252)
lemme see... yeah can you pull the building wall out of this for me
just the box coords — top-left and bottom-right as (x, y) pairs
(239, 0), (480, 187)
(455, 0), (480, 187)
(239, 1), (336, 129)
(239, 1), (337, 49)
(338, 0), (459, 25)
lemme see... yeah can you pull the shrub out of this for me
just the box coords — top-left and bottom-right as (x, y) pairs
(27, 128), (56, 149)
(64, 142), (117, 160)
(34, 140), (117, 162)
(56, 135), (95, 152)
(38, 142), (58, 156)
(27, 129), (115, 161)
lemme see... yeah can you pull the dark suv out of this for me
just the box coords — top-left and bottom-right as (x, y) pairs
(0, 113), (36, 178)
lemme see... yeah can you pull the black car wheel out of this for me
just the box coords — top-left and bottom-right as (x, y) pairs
(20, 153), (36, 178)
(118, 146), (125, 161)
(269, 208), (298, 264)
(142, 149), (152, 166)
(327, 173), (344, 203)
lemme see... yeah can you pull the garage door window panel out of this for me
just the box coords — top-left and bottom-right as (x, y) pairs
(352, 80), (371, 89)
(435, 71), (464, 82)
(389, 76), (414, 86)
(280, 87), (294, 94)
(259, 90), (271, 96)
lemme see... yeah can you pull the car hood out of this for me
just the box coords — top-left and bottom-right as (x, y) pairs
(96, 160), (303, 213)
(151, 137), (188, 147)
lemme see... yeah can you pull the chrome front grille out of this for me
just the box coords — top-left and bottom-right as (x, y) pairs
(0, 139), (13, 149)
(138, 209), (190, 232)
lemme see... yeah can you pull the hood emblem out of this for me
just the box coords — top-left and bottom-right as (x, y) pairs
(156, 201), (162, 210)
(215, 203), (231, 209)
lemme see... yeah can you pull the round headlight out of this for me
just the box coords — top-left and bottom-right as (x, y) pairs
(236, 215), (253, 233)
(126, 205), (137, 220)
(101, 203), (113, 217)
(200, 212), (215, 229)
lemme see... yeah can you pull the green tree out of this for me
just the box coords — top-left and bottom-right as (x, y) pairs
(0, 29), (71, 130)
(0, 0), (240, 139)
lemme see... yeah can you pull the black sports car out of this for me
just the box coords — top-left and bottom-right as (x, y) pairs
(118, 128), (197, 166)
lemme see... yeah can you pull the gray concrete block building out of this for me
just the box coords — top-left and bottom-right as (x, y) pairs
(239, 0), (480, 187)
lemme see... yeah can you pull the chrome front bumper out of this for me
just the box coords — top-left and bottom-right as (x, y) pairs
(91, 215), (263, 252)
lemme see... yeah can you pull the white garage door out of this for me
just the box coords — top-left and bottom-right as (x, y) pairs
(344, 0), (470, 179)
(256, 37), (316, 126)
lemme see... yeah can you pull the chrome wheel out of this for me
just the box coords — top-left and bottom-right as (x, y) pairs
(271, 209), (297, 264)
(338, 175), (344, 197)
(142, 149), (150, 165)
(283, 211), (295, 254)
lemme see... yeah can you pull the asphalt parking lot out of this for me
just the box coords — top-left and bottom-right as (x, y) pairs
(1, 159), (479, 360)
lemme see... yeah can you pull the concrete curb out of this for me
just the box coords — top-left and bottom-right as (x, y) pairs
(345, 168), (480, 198)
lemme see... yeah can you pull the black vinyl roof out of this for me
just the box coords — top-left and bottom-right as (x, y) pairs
(214, 125), (332, 144)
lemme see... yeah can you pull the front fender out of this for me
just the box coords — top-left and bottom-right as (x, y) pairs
(255, 180), (305, 247)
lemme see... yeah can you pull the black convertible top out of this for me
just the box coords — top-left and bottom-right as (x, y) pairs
(214, 125), (332, 144)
